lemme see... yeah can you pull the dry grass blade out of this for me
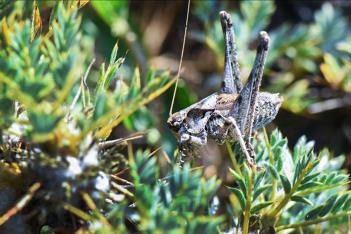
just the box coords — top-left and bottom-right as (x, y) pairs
(81, 192), (112, 228)
(0, 182), (41, 225)
(31, 0), (42, 41)
(169, 0), (191, 116)
(111, 182), (134, 198)
(111, 174), (134, 186)
(161, 150), (172, 164)
(148, 146), (162, 157)
(98, 132), (144, 149)
(63, 202), (92, 221)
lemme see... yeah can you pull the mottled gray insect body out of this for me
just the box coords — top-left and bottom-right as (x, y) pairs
(167, 11), (283, 166)
(253, 92), (282, 130)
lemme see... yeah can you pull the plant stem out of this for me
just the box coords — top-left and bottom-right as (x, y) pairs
(275, 211), (351, 231)
(242, 168), (254, 234)
(226, 142), (241, 175)
(263, 128), (276, 201)
(295, 183), (348, 197)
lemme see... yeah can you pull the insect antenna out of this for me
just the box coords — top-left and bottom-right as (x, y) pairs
(169, 0), (191, 116)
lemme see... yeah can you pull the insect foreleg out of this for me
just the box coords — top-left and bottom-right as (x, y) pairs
(177, 126), (208, 166)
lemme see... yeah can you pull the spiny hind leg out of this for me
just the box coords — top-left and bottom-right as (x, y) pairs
(235, 31), (270, 137)
(219, 11), (242, 94)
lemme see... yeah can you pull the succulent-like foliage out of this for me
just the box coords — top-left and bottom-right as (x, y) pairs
(0, 2), (174, 232)
(227, 130), (350, 233)
(97, 150), (222, 233)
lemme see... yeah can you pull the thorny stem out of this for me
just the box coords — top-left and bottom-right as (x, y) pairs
(263, 128), (276, 201)
(275, 211), (351, 231)
(242, 168), (254, 234)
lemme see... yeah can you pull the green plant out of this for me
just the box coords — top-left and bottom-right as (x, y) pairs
(227, 129), (350, 233)
(0, 2), (175, 232)
(0, 2), (350, 234)
(91, 150), (223, 233)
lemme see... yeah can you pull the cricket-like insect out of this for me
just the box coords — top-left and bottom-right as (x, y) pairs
(167, 11), (283, 166)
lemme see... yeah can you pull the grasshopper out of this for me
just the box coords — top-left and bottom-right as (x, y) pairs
(167, 11), (282, 166)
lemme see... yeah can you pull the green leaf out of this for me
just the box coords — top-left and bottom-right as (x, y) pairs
(228, 187), (246, 210)
(330, 194), (349, 213)
(319, 195), (338, 217)
(229, 167), (241, 181)
(229, 168), (247, 196)
(131, 150), (158, 187)
(293, 136), (314, 162)
(343, 197), (351, 210)
(187, 216), (224, 234)
(130, 67), (141, 93)
(250, 201), (273, 214)
(291, 196), (313, 206)
(240, 1), (275, 39)
(330, 174), (348, 184)
(110, 42), (119, 64)
(253, 184), (271, 201)
(279, 174), (292, 194)
(275, 153), (283, 172)
(301, 172), (320, 184)
(253, 170), (266, 189)
(293, 160), (302, 184)
(91, 1), (129, 26)
(28, 111), (62, 135)
(265, 163), (279, 179)
(298, 181), (323, 191)
(0, 97), (14, 127)
(243, 163), (250, 189)
(93, 92), (112, 121)
(305, 205), (323, 220)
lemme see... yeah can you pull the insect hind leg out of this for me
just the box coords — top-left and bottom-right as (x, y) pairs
(225, 116), (255, 167)
(220, 11), (242, 94)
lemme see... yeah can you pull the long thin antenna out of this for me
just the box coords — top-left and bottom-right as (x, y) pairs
(169, 0), (191, 116)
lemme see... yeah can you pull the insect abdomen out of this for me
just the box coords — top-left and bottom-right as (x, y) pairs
(253, 92), (282, 130)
